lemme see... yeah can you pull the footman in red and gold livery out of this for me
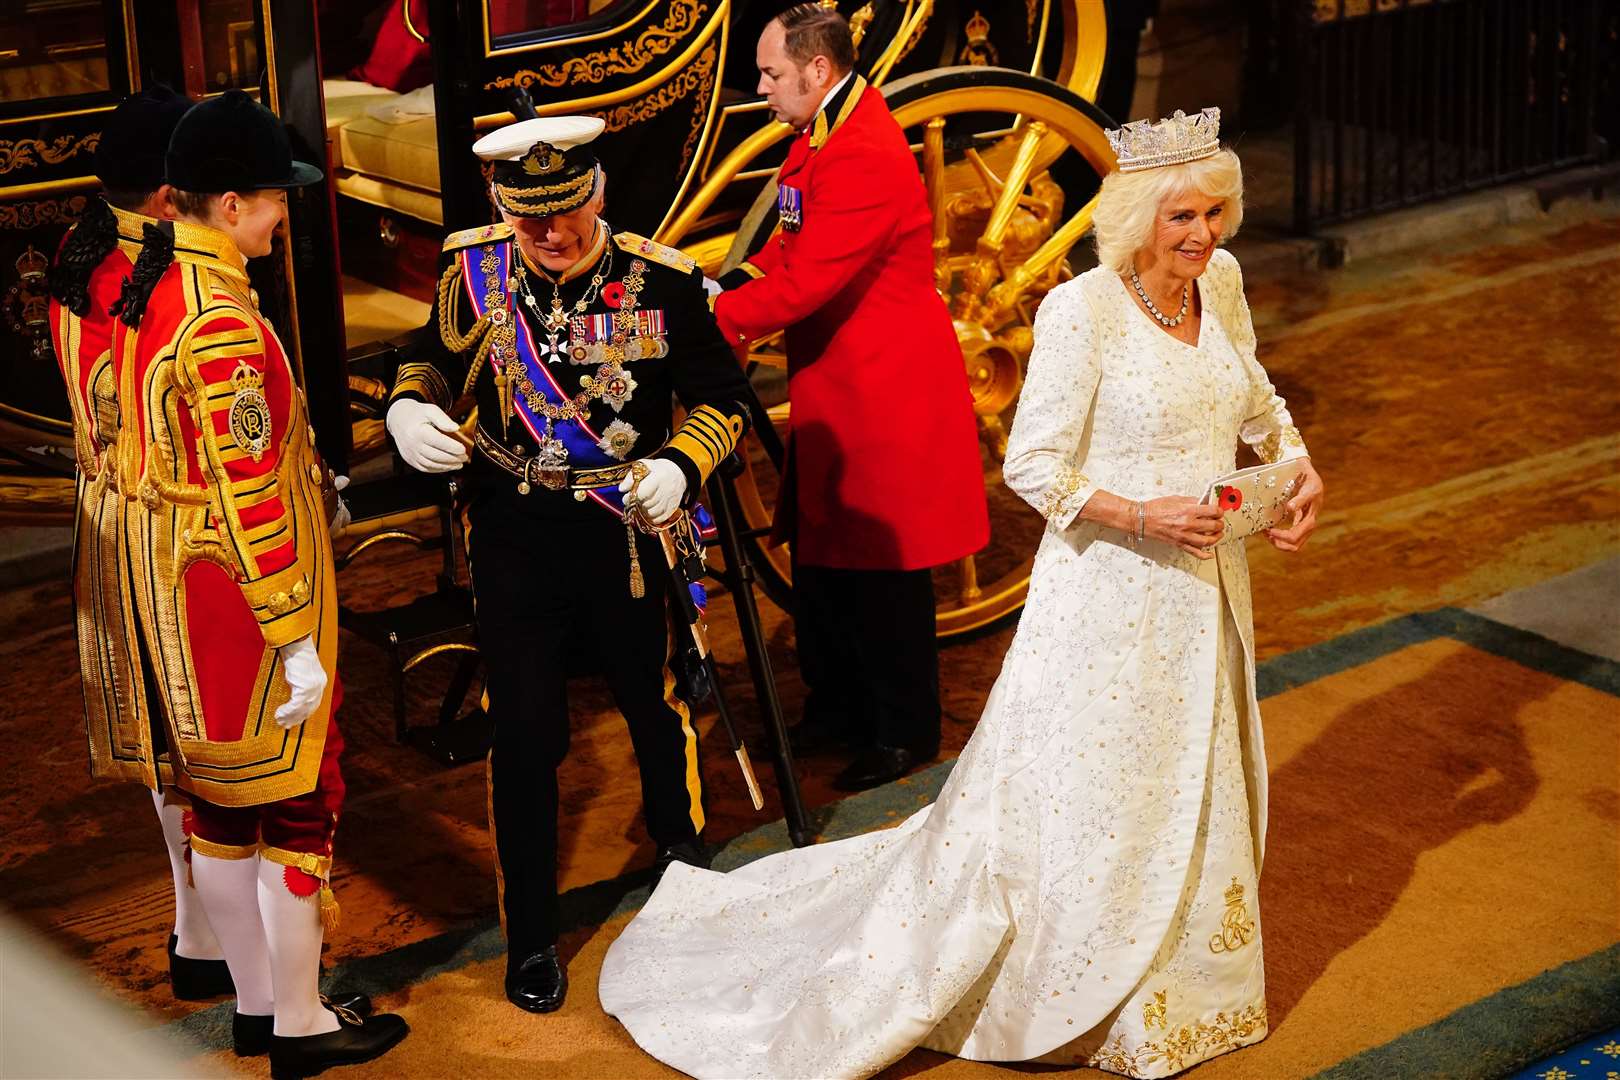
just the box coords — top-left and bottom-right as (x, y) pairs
(115, 90), (405, 1078)
(713, 6), (990, 791)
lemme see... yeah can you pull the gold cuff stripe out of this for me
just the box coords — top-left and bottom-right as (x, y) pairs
(393, 363), (453, 409)
(739, 261), (764, 280)
(189, 835), (258, 860)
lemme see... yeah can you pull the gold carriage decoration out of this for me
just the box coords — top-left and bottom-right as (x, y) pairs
(0, 0), (1118, 642)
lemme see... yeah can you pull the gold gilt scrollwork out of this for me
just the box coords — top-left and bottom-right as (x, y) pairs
(848, 2), (875, 45)
(0, 132), (101, 175)
(589, 41), (716, 178)
(486, 0), (706, 91)
(0, 195), (89, 231)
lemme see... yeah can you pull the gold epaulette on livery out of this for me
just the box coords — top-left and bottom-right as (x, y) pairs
(614, 231), (697, 274)
(442, 222), (514, 253)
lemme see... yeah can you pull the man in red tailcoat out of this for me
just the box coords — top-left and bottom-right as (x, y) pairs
(712, 4), (989, 790)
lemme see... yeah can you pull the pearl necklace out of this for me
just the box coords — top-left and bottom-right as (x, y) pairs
(1129, 268), (1190, 328)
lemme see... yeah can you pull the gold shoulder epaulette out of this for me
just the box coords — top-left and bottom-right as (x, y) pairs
(442, 222), (514, 253)
(614, 231), (697, 274)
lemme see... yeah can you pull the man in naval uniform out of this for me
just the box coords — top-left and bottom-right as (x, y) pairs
(385, 116), (755, 1015)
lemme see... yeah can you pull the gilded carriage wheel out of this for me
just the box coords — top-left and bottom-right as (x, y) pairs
(677, 67), (1116, 643)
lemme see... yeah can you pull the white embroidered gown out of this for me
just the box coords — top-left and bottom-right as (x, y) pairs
(598, 249), (1309, 1079)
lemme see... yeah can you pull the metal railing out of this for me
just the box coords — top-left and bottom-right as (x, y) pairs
(1293, 0), (1612, 233)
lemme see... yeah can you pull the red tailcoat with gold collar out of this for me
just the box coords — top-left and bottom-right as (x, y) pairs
(714, 77), (989, 571)
(116, 220), (339, 807)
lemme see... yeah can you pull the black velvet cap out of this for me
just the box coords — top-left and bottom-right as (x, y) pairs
(165, 89), (322, 192)
(93, 85), (194, 193)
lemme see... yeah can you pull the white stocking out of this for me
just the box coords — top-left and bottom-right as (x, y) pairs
(257, 859), (340, 1038)
(189, 851), (274, 1015)
(151, 790), (223, 960)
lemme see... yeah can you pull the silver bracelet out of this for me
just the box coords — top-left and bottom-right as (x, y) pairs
(1136, 500), (1147, 543)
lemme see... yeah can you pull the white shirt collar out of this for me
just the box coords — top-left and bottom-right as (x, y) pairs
(804, 71), (855, 133)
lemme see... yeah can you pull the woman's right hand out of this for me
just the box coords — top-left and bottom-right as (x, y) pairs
(1144, 496), (1225, 559)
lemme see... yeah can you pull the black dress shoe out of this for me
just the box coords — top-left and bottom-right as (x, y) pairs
(833, 744), (927, 791)
(167, 933), (234, 1000)
(504, 947), (567, 1013)
(234, 1012), (275, 1057)
(267, 1010), (409, 1079)
(651, 841), (712, 888)
(234, 996), (375, 1057)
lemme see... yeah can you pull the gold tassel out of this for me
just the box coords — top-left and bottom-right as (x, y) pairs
(319, 884), (341, 934)
(626, 517), (645, 598)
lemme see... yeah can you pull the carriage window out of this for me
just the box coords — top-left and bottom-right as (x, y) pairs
(486, 0), (631, 46)
(196, 0), (262, 94)
(0, 0), (111, 103)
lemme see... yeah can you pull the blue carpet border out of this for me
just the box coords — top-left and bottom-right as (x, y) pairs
(164, 605), (1620, 1071)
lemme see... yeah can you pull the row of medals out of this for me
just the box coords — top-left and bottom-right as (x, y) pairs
(503, 242), (668, 494)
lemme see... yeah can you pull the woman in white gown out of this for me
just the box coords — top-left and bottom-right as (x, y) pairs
(599, 107), (1325, 1080)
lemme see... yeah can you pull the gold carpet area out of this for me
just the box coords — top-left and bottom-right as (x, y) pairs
(1, 213), (1616, 1079)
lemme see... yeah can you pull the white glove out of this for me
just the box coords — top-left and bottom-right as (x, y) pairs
(701, 275), (722, 299)
(386, 398), (469, 474)
(275, 634), (327, 729)
(619, 457), (687, 524)
(328, 475), (351, 536)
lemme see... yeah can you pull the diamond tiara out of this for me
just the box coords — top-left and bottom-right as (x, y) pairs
(1105, 107), (1222, 173)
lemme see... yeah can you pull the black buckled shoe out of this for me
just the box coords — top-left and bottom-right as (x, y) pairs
(833, 743), (935, 791)
(505, 947), (567, 1014)
(267, 1010), (409, 1079)
(320, 993), (373, 1019)
(167, 934), (234, 1000)
(234, 996), (375, 1057)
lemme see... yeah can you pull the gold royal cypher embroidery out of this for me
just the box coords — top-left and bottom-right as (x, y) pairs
(1208, 877), (1256, 954)
(228, 362), (272, 463)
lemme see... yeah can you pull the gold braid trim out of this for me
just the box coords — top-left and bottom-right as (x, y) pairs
(189, 835), (258, 860)
(494, 170), (597, 216)
(260, 845), (341, 933)
(437, 261), (489, 354)
(461, 327), (499, 401)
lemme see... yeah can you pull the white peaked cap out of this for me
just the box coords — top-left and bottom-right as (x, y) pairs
(472, 116), (606, 161)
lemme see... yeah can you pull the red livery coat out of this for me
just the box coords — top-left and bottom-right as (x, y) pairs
(714, 78), (989, 571)
(117, 219), (340, 808)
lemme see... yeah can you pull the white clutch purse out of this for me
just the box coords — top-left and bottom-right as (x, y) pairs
(1202, 459), (1307, 544)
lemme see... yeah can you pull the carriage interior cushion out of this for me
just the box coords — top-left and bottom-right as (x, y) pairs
(348, 0), (433, 93)
(324, 79), (442, 224)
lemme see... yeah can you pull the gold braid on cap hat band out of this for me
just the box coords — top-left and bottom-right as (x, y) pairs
(494, 168), (598, 216)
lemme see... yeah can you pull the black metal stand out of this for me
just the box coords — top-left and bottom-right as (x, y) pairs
(706, 457), (812, 848)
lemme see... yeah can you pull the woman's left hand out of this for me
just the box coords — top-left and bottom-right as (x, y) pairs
(1266, 459), (1323, 552)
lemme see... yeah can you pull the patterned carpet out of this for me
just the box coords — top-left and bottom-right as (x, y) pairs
(0, 210), (1616, 1078)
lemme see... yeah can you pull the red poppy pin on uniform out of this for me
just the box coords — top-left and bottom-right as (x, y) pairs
(1217, 485), (1243, 511)
(602, 282), (625, 309)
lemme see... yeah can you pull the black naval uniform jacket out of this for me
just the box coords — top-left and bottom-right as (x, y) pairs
(390, 222), (753, 520)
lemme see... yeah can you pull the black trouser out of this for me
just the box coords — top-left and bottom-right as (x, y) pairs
(468, 493), (703, 960)
(793, 563), (940, 754)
